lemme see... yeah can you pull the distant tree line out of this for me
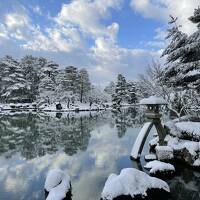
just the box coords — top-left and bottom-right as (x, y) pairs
(0, 55), (106, 105)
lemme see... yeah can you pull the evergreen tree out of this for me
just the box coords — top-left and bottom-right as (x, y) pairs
(64, 66), (79, 93)
(126, 81), (137, 104)
(42, 60), (59, 81)
(38, 76), (55, 103)
(161, 13), (200, 92)
(112, 74), (127, 108)
(161, 15), (188, 64)
(77, 68), (91, 103)
(38, 60), (58, 103)
(55, 70), (66, 101)
(104, 81), (115, 96)
(0, 56), (30, 103)
(20, 55), (41, 102)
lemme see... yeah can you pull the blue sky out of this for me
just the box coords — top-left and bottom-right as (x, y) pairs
(0, 0), (198, 84)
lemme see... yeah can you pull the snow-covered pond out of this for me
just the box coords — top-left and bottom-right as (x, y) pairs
(0, 109), (199, 200)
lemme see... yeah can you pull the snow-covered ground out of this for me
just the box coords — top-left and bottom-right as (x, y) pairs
(0, 103), (36, 110)
(0, 102), (110, 112)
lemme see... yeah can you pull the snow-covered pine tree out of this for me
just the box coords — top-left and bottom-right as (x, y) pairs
(38, 76), (55, 104)
(64, 66), (79, 94)
(161, 13), (200, 92)
(20, 55), (41, 102)
(38, 60), (59, 103)
(0, 56), (30, 103)
(55, 69), (74, 105)
(112, 74), (127, 108)
(55, 69), (66, 101)
(42, 60), (59, 81)
(126, 81), (137, 104)
(89, 85), (108, 105)
(77, 68), (91, 103)
(104, 81), (115, 96)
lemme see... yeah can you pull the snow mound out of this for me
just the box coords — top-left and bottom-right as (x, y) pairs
(45, 169), (71, 200)
(101, 168), (170, 200)
(175, 122), (200, 140)
(167, 136), (199, 157)
(140, 96), (167, 105)
(165, 121), (200, 141)
(144, 160), (175, 175)
(193, 158), (200, 167)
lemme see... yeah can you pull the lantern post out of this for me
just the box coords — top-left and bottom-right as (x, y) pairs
(130, 96), (167, 160)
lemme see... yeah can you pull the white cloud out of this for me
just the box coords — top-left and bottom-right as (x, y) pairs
(130, 0), (168, 21)
(4, 0), (121, 53)
(23, 25), (84, 52)
(130, 0), (199, 34)
(89, 36), (161, 83)
(55, 0), (122, 39)
(0, 23), (9, 39)
(0, 0), (164, 83)
(32, 5), (42, 15)
(5, 13), (29, 29)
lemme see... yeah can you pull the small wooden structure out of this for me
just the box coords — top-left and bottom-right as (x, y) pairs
(131, 96), (167, 160)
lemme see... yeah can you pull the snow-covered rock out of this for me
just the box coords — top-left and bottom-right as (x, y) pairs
(167, 136), (199, 157)
(165, 121), (200, 141)
(101, 168), (170, 200)
(144, 160), (175, 176)
(140, 96), (167, 105)
(148, 120), (200, 167)
(166, 135), (199, 166)
(45, 169), (71, 200)
(156, 146), (174, 161)
(144, 154), (157, 161)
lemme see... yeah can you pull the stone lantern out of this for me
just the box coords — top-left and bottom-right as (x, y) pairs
(131, 96), (168, 160)
(140, 96), (167, 145)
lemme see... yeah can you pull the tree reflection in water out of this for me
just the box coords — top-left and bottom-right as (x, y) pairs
(0, 108), (145, 160)
(112, 107), (145, 138)
(0, 110), (199, 200)
(0, 111), (108, 159)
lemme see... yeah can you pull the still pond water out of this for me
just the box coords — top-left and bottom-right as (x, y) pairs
(0, 108), (199, 200)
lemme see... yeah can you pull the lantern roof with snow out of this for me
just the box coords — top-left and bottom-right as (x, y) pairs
(139, 96), (167, 105)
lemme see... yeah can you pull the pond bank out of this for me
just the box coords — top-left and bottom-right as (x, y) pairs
(0, 102), (110, 113)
